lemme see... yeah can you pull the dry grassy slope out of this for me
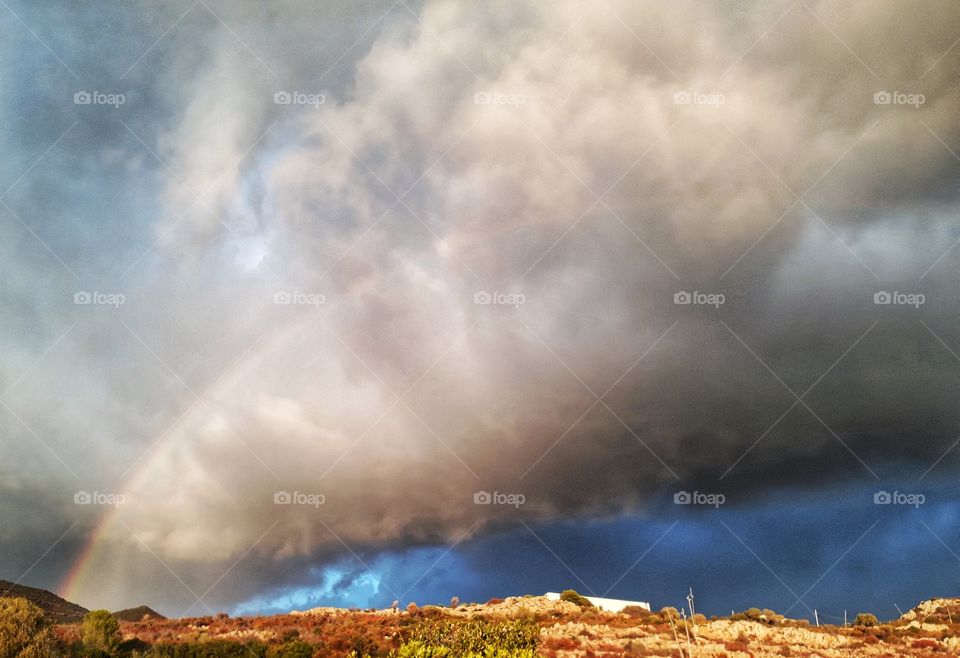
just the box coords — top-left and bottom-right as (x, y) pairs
(287, 595), (960, 656)
(537, 597), (960, 657)
(0, 580), (89, 624)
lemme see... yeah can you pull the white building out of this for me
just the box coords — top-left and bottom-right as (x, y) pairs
(545, 592), (650, 613)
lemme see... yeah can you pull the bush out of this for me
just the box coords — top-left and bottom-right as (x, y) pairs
(620, 606), (650, 618)
(0, 597), (56, 658)
(402, 619), (539, 657)
(393, 641), (535, 658)
(267, 639), (314, 658)
(394, 640), (450, 658)
(853, 613), (879, 627)
(143, 640), (268, 656)
(559, 590), (592, 608)
(659, 607), (680, 622)
(82, 610), (121, 655)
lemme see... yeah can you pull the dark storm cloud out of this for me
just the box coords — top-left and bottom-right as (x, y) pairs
(1, 0), (959, 613)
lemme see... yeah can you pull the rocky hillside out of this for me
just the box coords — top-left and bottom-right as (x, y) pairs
(0, 580), (88, 623)
(32, 591), (960, 656)
(112, 605), (167, 622)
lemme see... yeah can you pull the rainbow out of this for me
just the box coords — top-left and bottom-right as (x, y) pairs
(59, 319), (292, 604)
(61, 505), (122, 601)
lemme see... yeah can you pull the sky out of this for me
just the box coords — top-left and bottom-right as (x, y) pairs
(1, 0), (960, 621)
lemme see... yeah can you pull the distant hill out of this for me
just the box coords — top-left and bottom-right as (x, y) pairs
(112, 605), (167, 622)
(0, 580), (88, 623)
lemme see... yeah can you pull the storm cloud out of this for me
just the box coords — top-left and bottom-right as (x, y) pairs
(1, 0), (959, 613)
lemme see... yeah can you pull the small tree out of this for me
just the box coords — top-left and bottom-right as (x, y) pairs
(559, 590), (592, 607)
(853, 612), (879, 627)
(81, 610), (120, 655)
(0, 597), (56, 658)
(659, 606), (680, 622)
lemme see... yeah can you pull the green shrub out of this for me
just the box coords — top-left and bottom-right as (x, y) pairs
(0, 597), (57, 658)
(559, 590), (592, 607)
(82, 610), (121, 655)
(392, 641), (534, 658)
(144, 641), (268, 657)
(401, 619), (538, 657)
(394, 640), (450, 658)
(267, 639), (314, 658)
(853, 613), (879, 627)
